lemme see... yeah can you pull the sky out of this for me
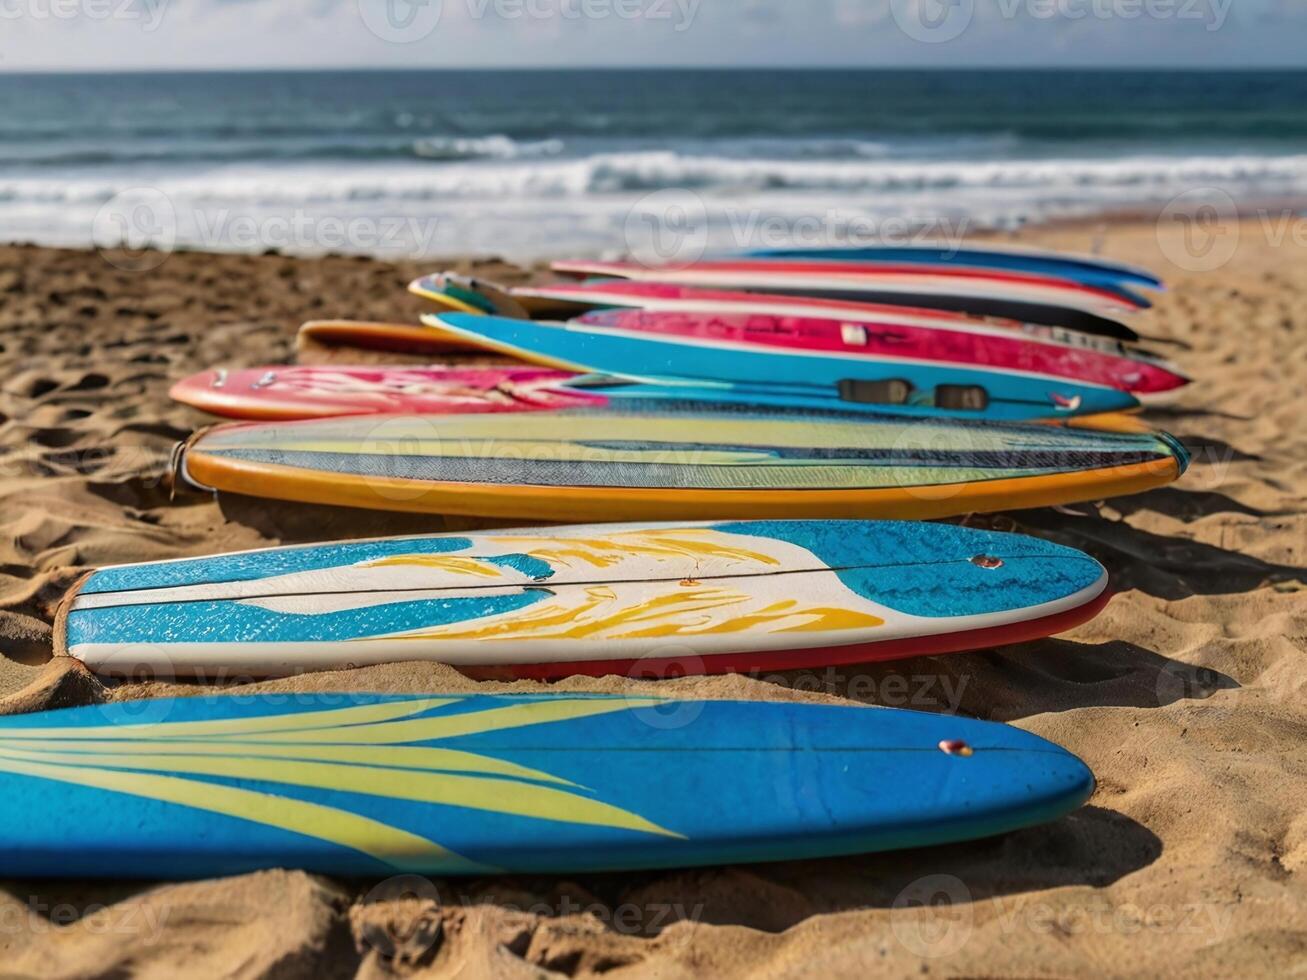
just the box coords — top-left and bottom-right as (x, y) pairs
(0, 0), (1303, 70)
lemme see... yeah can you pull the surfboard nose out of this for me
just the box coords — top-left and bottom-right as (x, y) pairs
(792, 707), (1097, 854)
(930, 725), (1098, 836)
(725, 520), (1107, 621)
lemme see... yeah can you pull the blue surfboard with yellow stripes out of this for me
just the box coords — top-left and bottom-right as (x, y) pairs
(0, 693), (1094, 877)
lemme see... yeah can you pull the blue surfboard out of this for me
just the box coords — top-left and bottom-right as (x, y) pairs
(742, 245), (1163, 294)
(0, 693), (1094, 877)
(424, 312), (1140, 421)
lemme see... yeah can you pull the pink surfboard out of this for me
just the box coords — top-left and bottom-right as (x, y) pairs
(169, 365), (603, 421)
(420, 277), (1187, 395)
(573, 308), (1187, 394)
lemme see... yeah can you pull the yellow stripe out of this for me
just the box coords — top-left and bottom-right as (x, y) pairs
(0, 747), (678, 838)
(363, 555), (510, 577)
(211, 698), (660, 745)
(0, 739), (577, 787)
(492, 529), (784, 570)
(0, 752), (472, 870)
(409, 287), (488, 316)
(613, 601), (885, 638)
(197, 410), (944, 451)
(0, 697), (456, 741)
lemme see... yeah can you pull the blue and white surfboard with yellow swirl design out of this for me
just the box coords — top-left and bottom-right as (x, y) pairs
(0, 693), (1095, 877)
(60, 520), (1108, 679)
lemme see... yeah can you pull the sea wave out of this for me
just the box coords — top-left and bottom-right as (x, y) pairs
(2, 151), (1305, 205)
(411, 134), (565, 161)
(0, 148), (1304, 260)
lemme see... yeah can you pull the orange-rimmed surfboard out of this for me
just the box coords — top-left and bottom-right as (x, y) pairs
(176, 402), (1188, 521)
(295, 319), (486, 357)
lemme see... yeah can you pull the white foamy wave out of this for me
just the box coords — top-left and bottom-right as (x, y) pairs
(411, 134), (564, 161)
(1, 150), (1305, 260)
(3, 152), (1307, 207)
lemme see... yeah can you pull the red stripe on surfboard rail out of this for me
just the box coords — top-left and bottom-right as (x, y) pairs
(551, 260), (1143, 308)
(456, 585), (1113, 682)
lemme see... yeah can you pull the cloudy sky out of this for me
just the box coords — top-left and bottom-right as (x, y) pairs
(0, 0), (1302, 70)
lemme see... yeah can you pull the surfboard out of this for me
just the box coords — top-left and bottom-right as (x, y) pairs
(572, 309), (1183, 397)
(412, 273), (1148, 347)
(548, 261), (1143, 340)
(59, 519), (1110, 680)
(553, 259), (1146, 312)
(175, 403), (1189, 521)
(295, 320), (486, 357)
(741, 244), (1163, 293)
(169, 365), (605, 421)
(168, 363), (1158, 426)
(411, 276), (1183, 394)
(0, 692), (1095, 877)
(422, 310), (1143, 421)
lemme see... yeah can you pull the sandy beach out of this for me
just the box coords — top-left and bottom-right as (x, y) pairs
(0, 215), (1304, 977)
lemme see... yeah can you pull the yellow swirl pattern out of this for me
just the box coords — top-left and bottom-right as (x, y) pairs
(390, 585), (883, 642)
(0, 697), (679, 871)
(496, 528), (784, 569)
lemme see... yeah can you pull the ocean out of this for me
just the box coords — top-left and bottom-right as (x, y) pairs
(2, 69), (1306, 260)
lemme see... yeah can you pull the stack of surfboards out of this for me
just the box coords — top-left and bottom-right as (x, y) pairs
(16, 243), (1188, 877)
(170, 244), (1187, 522)
(43, 518), (1105, 876)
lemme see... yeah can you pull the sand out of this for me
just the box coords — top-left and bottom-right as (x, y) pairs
(0, 218), (1304, 977)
